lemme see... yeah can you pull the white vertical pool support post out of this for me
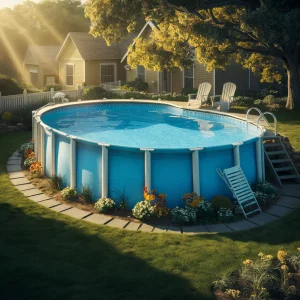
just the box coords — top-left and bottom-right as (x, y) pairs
(70, 136), (76, 189)
(256, 137), (263, 183)
(100, 144), (110, 198)
(232, 142), (243, 166)
(189, 148), (203, 195)
(36, 120), (41, 161)
(32, 111), (36, 144)
(40, 125), (45, 170)
(141, 148), (154, 191)
(51, 130), (56, 176)
(261, 137), (265, 181)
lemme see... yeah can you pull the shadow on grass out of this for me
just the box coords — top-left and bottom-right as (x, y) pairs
(0, 202), (205, 300)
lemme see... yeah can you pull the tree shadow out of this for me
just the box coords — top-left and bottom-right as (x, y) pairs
(0, 202), (207, 300)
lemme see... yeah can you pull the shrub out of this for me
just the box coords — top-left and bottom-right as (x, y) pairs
(29, 161), (43, 178)
(2, 112), (13, 122)
(263, 94), (277, 105)
(171, 206), (197, 224)
(211, 195), (233, 210)
(121, 78), (148, 92)
(19, 141), (34, 156)
(143, 187), (169, 218)
(82, 86), (107, 100)
(217, 208), (234, 222)
(253, 181), (277, 206)
(181, 192), (203, 208)
(113, 188), (128, 211)
(82, 185), (93, 203)
(181, 87), (198, 95)
(44, 83), (60, 92)
(61, 187), (77, 201)
(48, 175), (64, 191)
(132, 200), (155, 220)
(231, 96), (255, 107)
(196, 200), (214, 218)
(24, 157), (36, 169)
(94, 197), (116, 213)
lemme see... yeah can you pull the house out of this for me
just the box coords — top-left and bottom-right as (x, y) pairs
(122, 21), (260, 95)
(23, 45), (60, 89)
(56, 32), (136, 90)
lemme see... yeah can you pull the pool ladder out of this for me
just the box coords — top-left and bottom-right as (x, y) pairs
(246, 107), (300, 186)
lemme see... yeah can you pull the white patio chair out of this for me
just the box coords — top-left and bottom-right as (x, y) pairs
(210, 82), (236, 112)
(187, 82), (212, 108)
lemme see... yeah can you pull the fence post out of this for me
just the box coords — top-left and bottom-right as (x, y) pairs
(50, 88), (55, 98)
(23, 89), (28, 107)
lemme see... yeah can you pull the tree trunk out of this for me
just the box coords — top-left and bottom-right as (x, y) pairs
(286, 60), (300, 112)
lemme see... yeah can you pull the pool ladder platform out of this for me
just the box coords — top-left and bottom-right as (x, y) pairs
(246, 107), (300, 186)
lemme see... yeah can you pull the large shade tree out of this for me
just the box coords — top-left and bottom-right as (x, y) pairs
(85, 0), (300, 112)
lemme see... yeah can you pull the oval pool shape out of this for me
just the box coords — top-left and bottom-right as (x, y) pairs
(35, 101), (264, 208)
(41, 102), (260, 149)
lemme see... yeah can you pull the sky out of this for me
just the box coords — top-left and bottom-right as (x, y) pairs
(0, 0), (86, 9)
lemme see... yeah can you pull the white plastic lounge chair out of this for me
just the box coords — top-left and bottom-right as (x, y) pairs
(210, 82), (236, 112)
(187, 82), (212, 108)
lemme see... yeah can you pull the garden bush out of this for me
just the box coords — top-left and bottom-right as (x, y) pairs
(94, 197), (116, 213)
(61, 187), (77, 201)
(231, 96), (255, 107)
(211, 195), (233, 210)
(132, 200), (155, 220)
(44, 83), (60, 92)
(253, 181), (277, 206)
(81, 185), (93, 203)
(48, 175), (64, 191)
(121, 78), (148, 92)
(0, 74), (39, 95)
(217, 208), (234, 222)
(181, 87), (198, 95)
(82, 86), (107, 100)
(24, 156), (36, 169)
(18, 141), (34, 156)
(196, 200), (214, 218)
(171, 206), (197, 224)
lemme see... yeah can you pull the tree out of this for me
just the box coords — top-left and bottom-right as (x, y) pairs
(85, 0), (300, 112)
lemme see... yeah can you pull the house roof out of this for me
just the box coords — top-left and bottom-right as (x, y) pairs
(56, 32), (137, 61)
(23, 45), (60, 75)
(121, 21), (158, 63)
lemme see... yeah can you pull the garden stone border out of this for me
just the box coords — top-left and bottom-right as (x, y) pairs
(7, 151), (300, 234)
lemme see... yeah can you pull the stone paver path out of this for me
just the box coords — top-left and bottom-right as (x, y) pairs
(6, 151), (300, 234)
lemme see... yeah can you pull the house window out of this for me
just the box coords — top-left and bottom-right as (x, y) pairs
(137, 65), (145, 81)
(66, 64), (74, 86)
(46, 76), (55, 85)
(183, 66), (194, 89)
(30, 71), (38, 84)
(100, 64), (115, 83)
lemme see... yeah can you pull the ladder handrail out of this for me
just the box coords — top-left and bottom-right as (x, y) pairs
(256, 112), (278, 135)
(246, 107), (271, 132)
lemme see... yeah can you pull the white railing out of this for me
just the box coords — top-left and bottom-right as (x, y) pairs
(0, 86), (83, 112)
(100, 80), (121, 91)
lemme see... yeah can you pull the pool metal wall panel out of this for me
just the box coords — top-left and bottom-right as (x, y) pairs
(108, 148), (144, 209)
(55, 135), (71, 187)
(199, 148), (234, 200)
(76, 142), (102, 200)
(240, 142), (257, 185)
(152, 152), (192, 208)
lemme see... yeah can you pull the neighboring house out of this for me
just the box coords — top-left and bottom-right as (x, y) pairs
(122, 21), (260, 95)
(56, 32), (136, 90)
(23, 45), (60, 89)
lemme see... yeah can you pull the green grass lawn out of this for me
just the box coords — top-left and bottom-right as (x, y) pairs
(1, 132), (300, 300)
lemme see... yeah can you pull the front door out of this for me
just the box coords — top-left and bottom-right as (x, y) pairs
(161, 70), (172, 93)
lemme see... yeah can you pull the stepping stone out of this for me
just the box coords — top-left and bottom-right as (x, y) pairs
(226, 220), (257, 231)
(51, 204), (71, 212)
(12, 150), (20, 156)
(277, 201), (299, 209)
(181, 225), (208, 234)
(39, 199), (60, 208)
(8, 171), (24, 179)
(11, 178), (30, 186)
(139, 224), (154, 232)
(206, 224), (232, 233)
(278, 195), (300, 207)
(7, 166), (22, 172)
(248, 212), (278, 226)
(281, 185), (300, 198)
(29, 194), (51, 202)
(62, 207), (91, 219)
(7, 160), (21, 165)
(84, 214), (113, 225)
(125, 222), (141, 231)
(23, 189), (43, 197)
(265, 205), (293, 217)
(15, 183), (36, 191)
(167, 226), (182, 234)
(106, 218), (128, 229)
(153, 225), (168, 233)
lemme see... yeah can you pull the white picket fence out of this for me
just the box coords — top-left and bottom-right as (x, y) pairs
(0, 86), (83, 112)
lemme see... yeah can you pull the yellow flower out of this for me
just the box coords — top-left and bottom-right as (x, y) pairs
(243, 259), (254, 265)
(258, 252), (264, 257)
(297, 248), (300, 251)
(277, 250), (288, 263)
(281, 264), (288, 271)
(265, 255), (274, 260)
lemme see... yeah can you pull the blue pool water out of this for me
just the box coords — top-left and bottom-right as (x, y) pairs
(41, 103), (259, 149)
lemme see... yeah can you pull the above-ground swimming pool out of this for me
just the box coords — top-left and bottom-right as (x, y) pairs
(34, 100), (265, 208)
